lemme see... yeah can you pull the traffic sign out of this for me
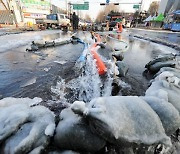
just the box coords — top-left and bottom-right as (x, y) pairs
(73, 2), (89, 10)
(133, 5), (140, 9)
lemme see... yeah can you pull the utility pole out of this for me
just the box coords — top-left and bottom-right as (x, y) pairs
(68, 2), (72, 18)
(66, 0), (68, 16)
(139, 0), (143, 12)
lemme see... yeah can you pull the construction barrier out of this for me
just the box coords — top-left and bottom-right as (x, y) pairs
(117, 22), (123, 33)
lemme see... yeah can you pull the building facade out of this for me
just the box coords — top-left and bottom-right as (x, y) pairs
(0, 0), (51, 24)
(21, 0), (50, 23)
(158, 0), (179, 15)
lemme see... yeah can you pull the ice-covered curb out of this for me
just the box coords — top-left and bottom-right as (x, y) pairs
(132, 34), (180, 51)
(0, 97), (55, 154)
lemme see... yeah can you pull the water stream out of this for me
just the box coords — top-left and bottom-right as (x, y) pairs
(51, 43), (119, 103)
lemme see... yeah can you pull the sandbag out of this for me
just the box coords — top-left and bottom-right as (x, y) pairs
(141, 96), (180, 136)
(145, 55), (175, 69)
(116, 61), (129, 77)
(54, 108), (106, 152)
(45, 41), (55, 47)
(148, 61), (176, 73)
(146, 79), (180, 114)
(156, 67), (180, 79)
(32, 40), (45, 48)
(54, 40), (71, 46)
(0, 97), (55, 154)
(112, 52), (124, 61)
(71, 96), (171, 147)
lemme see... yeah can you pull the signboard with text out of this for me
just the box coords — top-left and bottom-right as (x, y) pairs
(73, 2), (89, 10)
(21, 0), (50, 14)
(133, 5), (140, 9)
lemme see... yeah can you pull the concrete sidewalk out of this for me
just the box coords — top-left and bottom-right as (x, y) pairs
(0, 23), (40, 36)
(129, 28), (180, 47)
(130, 27), (180, 34)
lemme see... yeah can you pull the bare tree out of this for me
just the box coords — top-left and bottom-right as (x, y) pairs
(95, 4), (119, 23)
(148, 1), (159, 16)
(85, 14), (92, 22)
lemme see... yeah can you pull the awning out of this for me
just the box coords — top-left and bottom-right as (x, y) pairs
(153, 13), (164, 22)
(143, 15), (152, 22)
(151, 15), (157, 21)
(173, 10), (180, 15)
(115, 18), (122, 22)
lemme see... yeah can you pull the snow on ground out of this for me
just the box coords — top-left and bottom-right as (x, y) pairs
(0, 30), (71, 52)
(0, 97), (55, 154)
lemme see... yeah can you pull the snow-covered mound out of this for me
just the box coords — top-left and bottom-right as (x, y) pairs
(54, 108), (106, 152)
(0, 97), (55, 154)
(141, 96), (180, 135)
(146, 68), (180, 113)
(71, 97), (171, 147)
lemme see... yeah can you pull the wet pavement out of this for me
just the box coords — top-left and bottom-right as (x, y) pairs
(0, 29), (179, 101)
(0, 30), (83, 98)
(129, 28), (180, 45)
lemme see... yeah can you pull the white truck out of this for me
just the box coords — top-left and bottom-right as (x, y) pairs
(35, 14), (71, 30)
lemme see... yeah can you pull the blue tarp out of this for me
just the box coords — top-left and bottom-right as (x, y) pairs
(168, 10), (180, 15)
(173, 10), (180, 15)
(171, 23), (180, 32)
(144, 15), (152, 22)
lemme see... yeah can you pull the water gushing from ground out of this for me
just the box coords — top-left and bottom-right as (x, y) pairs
(52, 45), (116, 103)
(51, 78), (67, 103)
(67, 46), (103, 102)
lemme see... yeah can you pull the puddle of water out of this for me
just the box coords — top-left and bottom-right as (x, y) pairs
(20, 77), (37, 88)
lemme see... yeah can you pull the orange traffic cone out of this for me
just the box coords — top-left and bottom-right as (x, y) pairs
(117, 22), (123, 33)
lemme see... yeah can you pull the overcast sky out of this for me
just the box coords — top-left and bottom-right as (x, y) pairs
(51, 0), (160, 19)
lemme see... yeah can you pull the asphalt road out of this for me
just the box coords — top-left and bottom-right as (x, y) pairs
(129, 28), (180, 45)
(0, 29), (179, 101)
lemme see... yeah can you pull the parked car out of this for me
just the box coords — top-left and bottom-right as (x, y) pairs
(79, 20), (87, 30)
(36, 14), (71, 30)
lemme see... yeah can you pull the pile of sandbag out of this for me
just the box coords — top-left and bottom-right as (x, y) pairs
(26, 39), (73, 51)
(1, 54), (180, 154)
(145, 55), (180, 114)
(54, 54), (180, 153)
(145, 54), (179, 73)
